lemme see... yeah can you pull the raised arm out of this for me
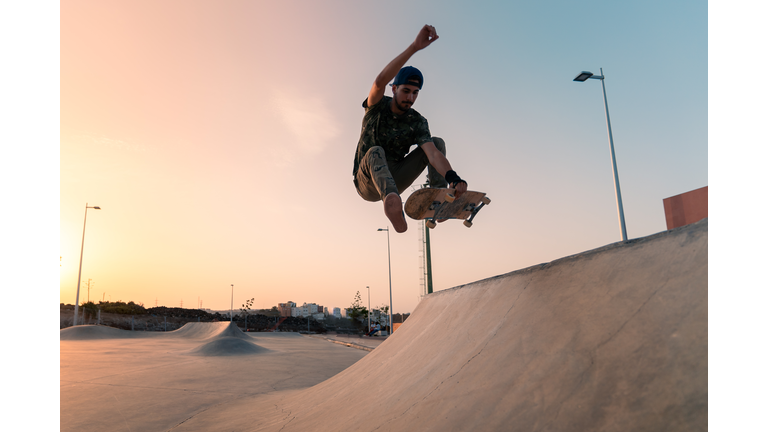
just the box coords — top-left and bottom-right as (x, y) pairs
(367, 25), (439, 107)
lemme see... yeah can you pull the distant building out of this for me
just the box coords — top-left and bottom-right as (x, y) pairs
(278, 302), (296, 317)
(333, 307), (341, 319)
(287, 302), (325, 318)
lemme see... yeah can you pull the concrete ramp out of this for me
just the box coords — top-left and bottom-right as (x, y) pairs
(186, 337), (270, 356)
(60, 321), (268, 358)
(59, 324), (154, 340)
(168, 321), (250, 340)
(234, 219), (707, 431)
(60, 321), (249, 342)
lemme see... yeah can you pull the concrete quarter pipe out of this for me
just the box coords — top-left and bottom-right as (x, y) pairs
(178, 219), (707, 431)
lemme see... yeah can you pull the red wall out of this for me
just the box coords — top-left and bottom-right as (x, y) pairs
(663, 186), (708, 230)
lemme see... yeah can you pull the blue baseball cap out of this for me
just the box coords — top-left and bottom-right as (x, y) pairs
(393, 66), (423, 89)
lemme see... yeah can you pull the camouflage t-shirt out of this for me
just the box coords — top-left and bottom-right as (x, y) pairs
(353, 96), (432, 176)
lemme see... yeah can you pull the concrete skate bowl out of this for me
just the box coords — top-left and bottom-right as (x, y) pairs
(234, 219), (707, 431)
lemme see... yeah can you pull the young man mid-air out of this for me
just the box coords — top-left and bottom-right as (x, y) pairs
(353, 24), (468, 233)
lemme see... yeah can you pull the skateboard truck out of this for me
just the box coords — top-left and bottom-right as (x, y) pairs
(425, 193), (459, 229)
(426, 201), (442, 229)
(462, 196), (491, 227)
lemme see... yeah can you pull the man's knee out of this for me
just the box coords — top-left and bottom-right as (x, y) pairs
(364, 146), (391, 176)
(431, 137), (446, 155)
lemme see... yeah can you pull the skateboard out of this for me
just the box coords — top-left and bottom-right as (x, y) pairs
(404, 187), (490, 229)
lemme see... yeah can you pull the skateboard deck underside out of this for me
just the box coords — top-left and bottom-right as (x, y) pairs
(405, 189), (487, 221)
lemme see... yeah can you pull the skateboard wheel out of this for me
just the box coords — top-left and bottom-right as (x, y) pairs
(463, 220), (473, 228)
(426, 220), (437, 229)
(444, 193), (455, 203)
(482, 197), (491, 205)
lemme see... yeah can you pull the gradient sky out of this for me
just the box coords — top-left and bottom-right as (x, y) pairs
(54, 0), (710, 314)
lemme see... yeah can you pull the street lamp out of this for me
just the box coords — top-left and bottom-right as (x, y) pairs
(377, 227), (393, 335)
(573, 68), (628, 242)
(74, 203), (101, 326)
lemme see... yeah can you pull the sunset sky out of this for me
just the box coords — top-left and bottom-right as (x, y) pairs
(53, 0), (714, 314)
(0, 1), (712, 321)
(6, 0), (768, 425)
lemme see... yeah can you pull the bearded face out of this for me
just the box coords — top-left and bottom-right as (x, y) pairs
(391, 83), (420, 114)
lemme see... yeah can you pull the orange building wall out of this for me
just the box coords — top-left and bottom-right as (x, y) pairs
(663, 186), (708, 230)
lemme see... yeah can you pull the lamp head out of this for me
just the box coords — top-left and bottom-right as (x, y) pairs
(573, 71), (594, 82)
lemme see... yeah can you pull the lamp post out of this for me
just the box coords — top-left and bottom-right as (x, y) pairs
(230, 284), (234, 322)
(573, 68), (628, 242)
(74, 203), (101, 326)
(377, 227), (393, 335)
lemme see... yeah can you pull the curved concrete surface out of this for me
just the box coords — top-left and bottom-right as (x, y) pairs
(60, 324), (157, 340)
(167, 321), (252, 340)
(59, 321), (240, 340)
(60, 321), (247, 341)
(176, 219), (708, 431)
(61, 219), (707, 431)
(186, 336), (270, 356)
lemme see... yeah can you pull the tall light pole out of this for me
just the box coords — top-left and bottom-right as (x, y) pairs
(74, 203), (101, 326)
(574, 68), (628, 242)
(230, 284), (234, 322)
(377, 227), (393, 334)
(421, 183), (434, 295)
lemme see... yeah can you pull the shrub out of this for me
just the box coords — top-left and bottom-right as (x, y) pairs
(96, 301), (148, 315)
